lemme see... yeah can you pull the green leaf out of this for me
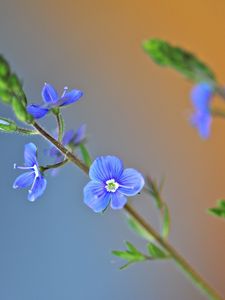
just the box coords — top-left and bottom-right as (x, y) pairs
(112, 250), (137, 261)
(127, 216), (154, 241)
(79, 143), (92, 167)
(142, 39), (216, 83)
(147, 243), (168, 259)
(208, 199), (225, 219)
(12, 97), (33, 123)
(0, 117), (17, 132)
(0, 56), (10, 78)
(0, 90), (12, 104)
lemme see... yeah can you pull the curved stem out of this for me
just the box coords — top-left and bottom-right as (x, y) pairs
(41, 159), (69, 172)
(33, 120), (223, 300)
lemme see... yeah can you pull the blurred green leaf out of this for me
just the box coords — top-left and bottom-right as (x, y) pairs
(0, 56), (10, 78)
(127, 216), (154, 241)
(142, 39), (216, 83)
(147, 243), (168, 259)
(146, 176), (171, 239)
(79, 143), (92, 167)
(0, 117), (17, 132)
(208, 199), (225, 219)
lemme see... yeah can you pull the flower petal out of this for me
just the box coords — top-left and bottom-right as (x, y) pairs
(191, 83), (213, 112)
(13, 171), (35, 189)
(27, 104), (49, 119)
(83, 181), (111, 213)
(24, 143), (38, 167)
(89, 156), (124, 182)
(110, 191), (127, 209)
(59, 89), (83, 106)
(42, 83), (58, 103)
(28, 176), (47, 202)
(191, 112), (212, 139)
(62, 129), (75, 146)
(74, 124), (86, 145)
(118, 168), (145, 196)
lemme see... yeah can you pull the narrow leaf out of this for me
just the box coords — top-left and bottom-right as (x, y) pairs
(147, 243), (168, 259)
(79, 143), (92, 167)
(127, 216), (154, 241)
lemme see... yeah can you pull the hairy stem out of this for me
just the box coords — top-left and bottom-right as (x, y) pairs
(33, 120), (223, 300)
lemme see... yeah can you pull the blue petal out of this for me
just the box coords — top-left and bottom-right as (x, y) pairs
(13, 171), (35, 189)
(74, 124), (86, 145)
(89, 156), (124, 183)
(62, 129), (75, 146)
(191, 83), (213, 112)
(28, 176), (47, 202)
(191, 112), (212, 139)
(27, 104), (49, 119)
(118, 168), (145, 196)
(24, 143), (38, 167)
(110, 191), (127, 209)
(42, 83), (58, 103)
(59, 89), (83, 106)
(48, 146), (60, 158)
(83, 181), (111, 213)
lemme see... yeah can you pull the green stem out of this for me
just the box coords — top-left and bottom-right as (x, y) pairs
(124, 204), (223, 300)
(40, 159), (69, 172)
(16, 127), (39, 135)
(55, 111), (64, 142)
(33, 120), (223, 300)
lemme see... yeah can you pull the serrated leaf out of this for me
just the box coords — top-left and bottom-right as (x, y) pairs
(127, 216), (154, 241)
(147, 243), (168, 259)
(79, 143), (92, 167)
(142, 39), (216, 83)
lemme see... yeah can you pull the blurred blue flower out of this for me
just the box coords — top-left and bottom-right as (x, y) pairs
(83, 156), (145, 212)
(190, 83), (214, 139)
(48, 124), (86, 175)
(13, 143), (47, 202)
(27, 83), (83, 119)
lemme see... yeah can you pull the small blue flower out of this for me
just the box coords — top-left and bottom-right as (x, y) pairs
(190, 83), (214, 139)
(27, 83), (83, 119)
(48, 124), (86, 176)
(13, 143), (47, 202)
(83, 156), (145, 212)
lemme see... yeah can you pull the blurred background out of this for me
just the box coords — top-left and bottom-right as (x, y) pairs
(0, 0), (224, 299)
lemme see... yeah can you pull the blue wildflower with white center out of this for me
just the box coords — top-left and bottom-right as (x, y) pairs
(83, 156), (145, 212)
(190, 82), (214, 139)
(13, 143), (47, 202)
(27, 82), (83, 119)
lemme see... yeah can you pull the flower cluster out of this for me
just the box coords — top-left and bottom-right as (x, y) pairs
(12, 83), (145, 212)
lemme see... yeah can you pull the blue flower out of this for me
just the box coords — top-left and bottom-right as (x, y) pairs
(190, 83), (214, 139)
(27, 83), (83, 119)
(83, 156), (145, 212)
(13, 143), (47, 202)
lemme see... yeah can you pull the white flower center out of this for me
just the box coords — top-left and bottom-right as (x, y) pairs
(105, 179), (119, 193)
(33, 164), (40, 177)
